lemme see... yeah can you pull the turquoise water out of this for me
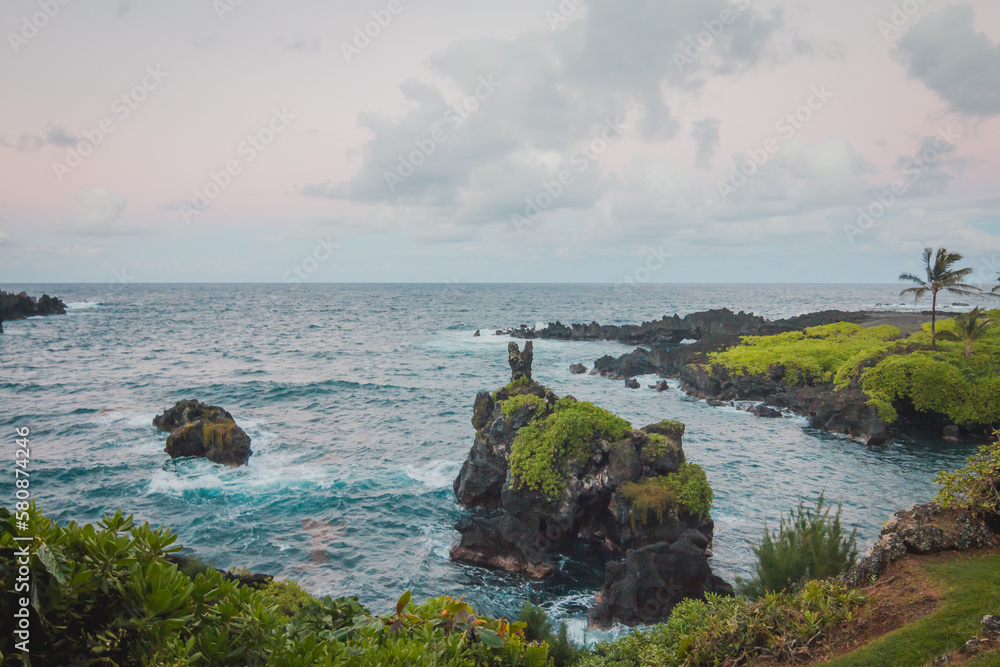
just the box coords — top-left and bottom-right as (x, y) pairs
(0, 284), (979, 634)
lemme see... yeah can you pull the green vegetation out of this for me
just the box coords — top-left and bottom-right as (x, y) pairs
(934, 306), (992, 357)
(738, 495), (858, 599)
(899, 247), (979, 351)
(644, 433), (675, 457)
(508, 400), (631, 498)
(709, 322), (902, 387)
(0, 505), (559, 666)
(644, 420), (685, 438)
(519, 602), (579, 667)
(259, 579), (318, 620)
(822, 552), (1000, 667)
(502, 394), (547, 419)
(581, 582), (866, 667)
(935, 430), (1000, 517)
(859, 314), (1000, 424)
(621, 463), (713, 525)
(710, 309), (1000, 426)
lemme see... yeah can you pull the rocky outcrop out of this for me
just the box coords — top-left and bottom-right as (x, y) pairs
(680, 363), (889, 443)
(624, 378), (640, 389)
(452, 344), (729, 627)
(842, 503), (996, 587)
(591, 532), (733, 627)
(153, 399), (235, 432)
(591, 348), (657, 380)
(0, 290), (67, 324)
(570, 364), (587, 374)
(508, 341), (533, 381)
(154, 400), (252, 467)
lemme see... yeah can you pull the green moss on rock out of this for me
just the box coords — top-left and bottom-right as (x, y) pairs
(621, 463), (713, 525)
(509, 401), (632, 498)
(501, 394), (546, 419)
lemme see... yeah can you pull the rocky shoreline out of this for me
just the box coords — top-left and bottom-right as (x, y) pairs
(502, 308), (979, 445)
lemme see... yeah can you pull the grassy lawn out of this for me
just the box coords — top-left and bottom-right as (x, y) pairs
(821, 552), (1000, 666)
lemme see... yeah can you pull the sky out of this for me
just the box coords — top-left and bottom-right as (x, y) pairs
(1, 0), (999, 284)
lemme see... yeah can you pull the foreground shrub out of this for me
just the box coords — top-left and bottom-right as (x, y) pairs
(519, 602), (579, 667)
(739, 495), (857, 599)
(0, 505), (556, 666)
(935, 431), (1000, 518)
(581, 581), (865, 667)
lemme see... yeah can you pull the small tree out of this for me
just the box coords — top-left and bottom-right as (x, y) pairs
(934, 307), (992, 357)
(899, 247), (980, 350)
(739, 495), (858, 599)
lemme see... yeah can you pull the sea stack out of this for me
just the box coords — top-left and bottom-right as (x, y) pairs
(451, 344), (731, 627)
(154, 399), (253, 467)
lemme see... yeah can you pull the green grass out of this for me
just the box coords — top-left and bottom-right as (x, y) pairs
(821, 551), (1000, 667)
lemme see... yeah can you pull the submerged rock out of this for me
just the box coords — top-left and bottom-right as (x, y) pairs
(451, 350), (728, 627)
(154, 400), (252, 467)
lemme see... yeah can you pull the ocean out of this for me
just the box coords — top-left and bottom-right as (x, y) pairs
(0, 283), (981, 638)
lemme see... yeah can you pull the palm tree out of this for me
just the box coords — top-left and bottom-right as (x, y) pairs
(934, 307), (992, 357)
(899, 248), (980, 350)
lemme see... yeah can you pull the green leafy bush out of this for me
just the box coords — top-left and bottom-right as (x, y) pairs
(709, 322), (901, 387)
(860, 321), (1000, 424)
(508, 400), (631, 498)
(738, 495), (858, 599)
(935, 431), (1000, 517)
(580, 581), (865, 667)
(709, 312), (1000, 427)
(0, 505), (556, 667)
(621, 463), (713, 524)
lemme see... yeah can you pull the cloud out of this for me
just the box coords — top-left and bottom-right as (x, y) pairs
(0, 125), (81, 152)
(74, 188), (135, 236)
(691, 118), (721, 168)
(305, 0), (801, 238)
(895, 5), (1000, 116)
(277, 35), (322, 54)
